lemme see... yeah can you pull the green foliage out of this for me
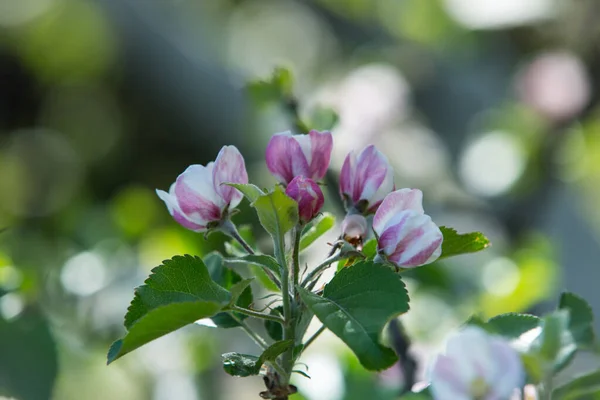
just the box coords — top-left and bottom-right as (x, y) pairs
(553, 369), (600, 399)
(108, 255), (231, 363)
(438, 226), (490, 260)
(222, 340), (293, 377)
(108, 301), (224, 364)
(264, 306), (284, 341)
(252, 187), (299, 241)
(486, 313), (541, 338)
(308, 107), (339, 131)
(228, 254), (281, 279)
(225, 183), (265, 203)
(298, 261), (410, 370)
(246, 67), (294, 106)
(299, 212), (335, 251)
(0, 307), (57, 400)
(206, 252), (254, 328)
(559, 292), (596, 349)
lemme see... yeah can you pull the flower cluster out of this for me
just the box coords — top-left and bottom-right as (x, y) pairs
(156, 130), (443, 269)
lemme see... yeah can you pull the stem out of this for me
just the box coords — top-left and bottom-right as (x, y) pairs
(229, 305), (285, 324)
(541, 373), (553, 400)
(274, 232), (294, 383)
(301, 251), (347, 288)
(220, 219), (255, 255)
(230, 313), (268, 350)
(303, 325), (325, 349)
(292, 225), (301, 287)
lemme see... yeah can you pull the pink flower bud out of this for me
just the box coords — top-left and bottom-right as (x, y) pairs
(429, 327), (525, 400)
(373, 188), (442, 268)
(339, 145), (394, 214)
(265, 130), (333, 184)
(155, 145), (248, 232)
(341, 214), (368, 246)
(285, 176), (324, 224)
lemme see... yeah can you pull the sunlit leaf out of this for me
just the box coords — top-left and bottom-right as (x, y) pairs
(225, 183), (265, 203)
(438, 226), (490, 259)
(300, 212), (335, 251)
(298, 261), (410, 370)
(252, 187), (298, 241)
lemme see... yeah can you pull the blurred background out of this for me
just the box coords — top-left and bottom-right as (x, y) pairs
(1, 0), (599, 399)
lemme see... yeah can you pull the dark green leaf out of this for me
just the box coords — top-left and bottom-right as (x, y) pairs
(559, 292), (596, 349)
(265, 306), (283, 341)
(224, 183), (264, 203)
(108, 301), (224, 364)
(222, 339), (293, 377)
(553, 369), (600, 399)
(298, 261), (410, 370)
(438, 226), (490, 260)
(252, 188), (298, 239)
(300, 212), (335, 251)
(108, 255), (231, 363)
(487, 313), (541, 338)
(205, 252), (254, 328)
(0, 307), (57, 400)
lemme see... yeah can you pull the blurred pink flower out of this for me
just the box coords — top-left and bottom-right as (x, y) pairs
(373, 189), (442, 268)
(265, 130), (333, 184)
(339, 145), (394, 214)
(156, 146), (248, 231)
(285, 176), (324, 224)
(429, 327), (525, 400)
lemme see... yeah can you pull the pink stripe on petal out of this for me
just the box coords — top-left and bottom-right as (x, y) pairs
(339, 150), (357, 200)
(175, 175), (222, 223)
(212, 145), (248, 207)
(398, 233), (442, 267)
(373, 188), (425, 234)
(172, 209), (206, 231)
(353, 145), (388, 202)
(307, 130), (333, 181)
(265, 132), (310, 184)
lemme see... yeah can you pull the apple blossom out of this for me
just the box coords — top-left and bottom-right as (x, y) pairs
(373, 188), (442, 268)
(265, 130), (333, 184)
(285, 176), (324, 224)
(339, 145), (394, 214)
(341, 214), (368, 248)
(429, 326), (525, 400)
(156, 145), (248, 232)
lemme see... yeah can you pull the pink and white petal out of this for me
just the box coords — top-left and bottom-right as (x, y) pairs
(429, 355), (471, 400)
(266, 132), (310, 184)
(293, 133), (313, 165)
(212, 145), (248, 207)
(391, 218), (442, 267)
(156, 188), (206, 231)
(377, 211), (413, 256)
(373, 188), (425, 234)
(339, 150), (357, 200)
(307, 130), (333, 180)
(354, 146), (389, 202)
(445, 327), (494, 385)
(486, 339), (525, 398)
(366, 159), (394, 208)
(174, 165), (223, 223)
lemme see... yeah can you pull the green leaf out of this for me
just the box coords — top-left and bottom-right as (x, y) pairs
(205, 252), (254, 328)
(559, 292), (596, 349)
(252, 187), (298, 240)
(530, 310), (577, 372)
(362, 238), (377, 259)
(300, 212), (335, 251)
(309, 107), (339, 131)
(249, 264), (280, 292)
(246, 67), (294, 106)
(108, 255), (231, 363)
(264, 306), (284, 341)
(225, 183), (264, 203)
(223, 225), (256, 257)
(553, 369), (600, 399)
(298, 261), (410, 370)
(438, 226), (490, 260)
(227, 254), (281, 279)
(0, 307), (58, 400)
(222, 339), (293, 377)
(486, 313), (541, 338)
(108, 301), (224, 364)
